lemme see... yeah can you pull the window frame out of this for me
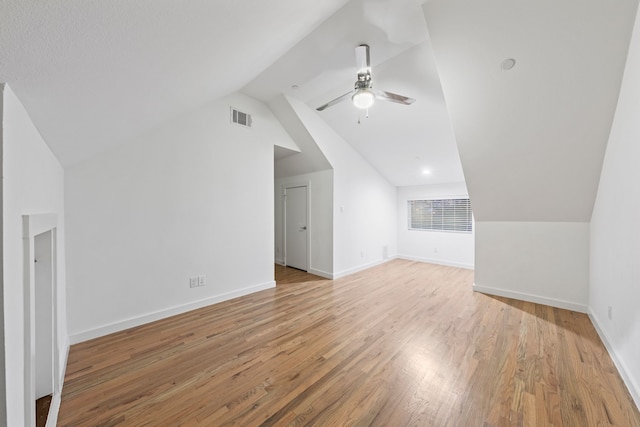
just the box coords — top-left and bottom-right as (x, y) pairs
(407, 197), (473, 234)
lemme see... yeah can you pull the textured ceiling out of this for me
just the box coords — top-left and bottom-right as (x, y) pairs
(1, 0), (465, 188)
(0, 0), (350, 166)
(3, 0), (630, 198)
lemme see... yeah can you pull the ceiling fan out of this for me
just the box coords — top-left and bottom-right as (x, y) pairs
(316, 44), (416, 112)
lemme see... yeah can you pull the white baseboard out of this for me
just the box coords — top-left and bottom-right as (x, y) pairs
(333, 256), (396, 280)
(472, 284), (588, 313)
(396, 254), (474, 270)
(311, 255), (472, 280)
(69, 281), (276, 344)
(588, 309), (640, 411)
(46, 342), (69, 427)
(46, 394), (61, 427)
(308, 268), (333, 279)
(276, 260), (333, 279)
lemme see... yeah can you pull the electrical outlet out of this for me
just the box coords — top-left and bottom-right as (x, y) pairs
(198, 275), (206, 286)
(189, 277), (198, 288)
(608, 306), (613, 320)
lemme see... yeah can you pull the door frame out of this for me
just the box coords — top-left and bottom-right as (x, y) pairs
(23, 213), (59, 427)
(283, 182), (310, 271)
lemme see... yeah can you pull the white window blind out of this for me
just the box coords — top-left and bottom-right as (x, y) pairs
(408, 198), (472, 233)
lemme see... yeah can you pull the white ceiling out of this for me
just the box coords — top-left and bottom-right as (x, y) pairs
(0, 0), (350, 166)
(424, 0), (638, 221)
(0, 0), (465, 188)
(243, 0), (465, 186)
(4, 0), (631, 199)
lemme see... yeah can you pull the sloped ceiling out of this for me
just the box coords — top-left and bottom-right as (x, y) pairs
(0, 0), (350, 166)
(1, 0), (465, 188)
(270, 95), (333, 178)
(423, 0), (639, 221)
(304, 41), (465, 186)
(2, 0), (635, 198)
(242, 0), (465, 186)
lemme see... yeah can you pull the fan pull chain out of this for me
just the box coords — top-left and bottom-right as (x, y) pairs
(357, 109), (370, 125)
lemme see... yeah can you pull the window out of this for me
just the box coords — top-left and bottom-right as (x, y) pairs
(408, 198), (472, 233)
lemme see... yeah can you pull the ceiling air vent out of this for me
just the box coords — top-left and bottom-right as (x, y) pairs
(231, 107), (252, 128)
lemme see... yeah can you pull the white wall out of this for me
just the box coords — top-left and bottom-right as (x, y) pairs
(274, 170), (333, 277)
(2, 84), (67, 427)
(283, 96), (397, 278)
(0, 83), (5, 427)
(270, 95), (332, 179)
(332, 166), (397, 278)
(423, 0), (630, 324)
(397, 183), (474, 269)
(590, 3), (640, 408)
(474, 222), (589, 312)
(65, 92), (290, 342)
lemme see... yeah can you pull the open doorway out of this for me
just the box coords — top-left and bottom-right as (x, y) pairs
(23, 214), (59, 427)
(274, 181), (328, 285)
(34, 230), (54, 426)
(274, 170), (335, 281)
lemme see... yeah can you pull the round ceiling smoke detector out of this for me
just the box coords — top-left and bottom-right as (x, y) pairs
(501, 58), (516, 71)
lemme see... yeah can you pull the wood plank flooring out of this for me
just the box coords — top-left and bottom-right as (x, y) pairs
(273, 264), (328, 285)
(58, 260), (640, 426)
(36, 394), (52, 427)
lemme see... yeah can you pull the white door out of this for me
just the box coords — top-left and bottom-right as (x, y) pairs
(285, 185), (308, 271)
(34, 230), (54, 400)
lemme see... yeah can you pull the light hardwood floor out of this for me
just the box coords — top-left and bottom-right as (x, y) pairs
(58, 260), (640, 426)
(273, 264), (328, 285)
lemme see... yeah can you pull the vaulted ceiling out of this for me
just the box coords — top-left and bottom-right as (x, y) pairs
(1, 0), (638, 202)
(0, 0), (465, 188)
(243, 0), (464, 186)
(424, 0), (638, 221)
(0, 0), (350, 166)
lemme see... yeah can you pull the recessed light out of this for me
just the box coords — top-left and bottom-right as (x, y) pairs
(501, 58), (516, 71)
(422, 169), (431, 175)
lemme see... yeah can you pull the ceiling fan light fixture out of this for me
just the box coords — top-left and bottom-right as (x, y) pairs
(315, 44), (414, 112)
(352, 88), (375, 109)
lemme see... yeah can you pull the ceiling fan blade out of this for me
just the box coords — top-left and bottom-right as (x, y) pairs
(355, 44), (370, 74)
(316, 90), (354, 111)
(374, 90), (416, 105)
